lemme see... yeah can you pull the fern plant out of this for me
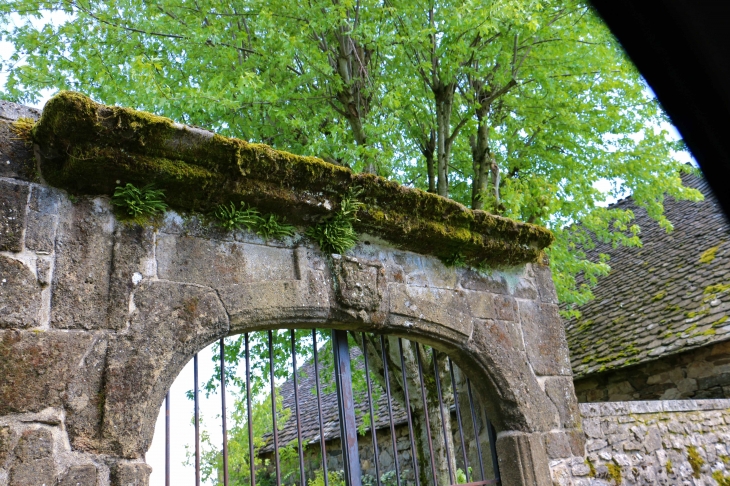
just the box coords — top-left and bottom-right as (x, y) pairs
(214, 202), (262, 231)
(112, 183), (168, 218)
(255, 214), (295, 239)
(306, 188), (363, 255)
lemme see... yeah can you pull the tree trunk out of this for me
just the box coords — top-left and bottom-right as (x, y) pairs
(434, 83), (456, 198)
(420, 129), (436, 193)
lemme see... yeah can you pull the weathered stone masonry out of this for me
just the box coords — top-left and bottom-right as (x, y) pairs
(0, 94), (584, 485)
(551, 399), (730, 485)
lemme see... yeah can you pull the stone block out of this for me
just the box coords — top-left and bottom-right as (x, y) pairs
(51, 198), (116, 329)
(0, 180), (28, 252)
(102, 281), (228, 457)
(221, 273), (329, 329)
(111, 462), (151, 486)
(0, 330), (95, 414)
(0, 255), (43, 328)
(107, 224), (155, 329)
(533, 263), (559, 304)
(333, 256), (383, 310)
(389, 284), (473, 338)
(459, 268), (509, 293)
(518, 300), (572, 376)
(9, 457), (56, 486)
(58, 464), (98, 486)
(544, 431), (572, 459)
(494, 295), (518, 321)
(496, 432), (552, 486)
(64, 336), (108, 453)
(0, 120), (36, 180)
(545, 376), (581, 428)
(157, 235), (296, 287)
(24, 185), (61, 253)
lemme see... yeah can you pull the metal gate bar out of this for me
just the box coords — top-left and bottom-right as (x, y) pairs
(433, 349), (455, 485)
(361, 333), (382, 486)
(332, 330), (362, 486)
(164, 329), (502, 486)
(448, 357), (471, 482)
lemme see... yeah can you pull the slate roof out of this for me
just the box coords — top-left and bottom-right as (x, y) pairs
(566, 172), (730, 378)
(259, 345), (408, 453)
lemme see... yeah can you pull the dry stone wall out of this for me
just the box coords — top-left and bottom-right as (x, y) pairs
(549, 399), (730, 485)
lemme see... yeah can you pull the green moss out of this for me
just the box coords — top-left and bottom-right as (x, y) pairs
(700, 245), (720, 264)
(705, 283), (730, 295)
(32, 91), (554, 267)
(652, 290), (667, 301)
(713, 470), (730, 486)
(665, 304), (681, 312)
(665, 460), (673, 475)
(586, 458), (596, 478)
(688, 445), (704, 478)
(607, 463), (622, 485)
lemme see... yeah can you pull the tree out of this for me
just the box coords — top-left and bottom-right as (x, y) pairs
(0, 0), (702, 306)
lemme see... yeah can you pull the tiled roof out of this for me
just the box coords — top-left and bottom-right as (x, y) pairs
(259, 345), (407, 453)
(566, 173), (730, 378)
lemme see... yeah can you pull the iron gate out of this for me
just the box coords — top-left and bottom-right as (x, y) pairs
(160, 329), (500, 486)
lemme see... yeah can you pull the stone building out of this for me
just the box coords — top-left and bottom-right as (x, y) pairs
(566, 172), (730, 402)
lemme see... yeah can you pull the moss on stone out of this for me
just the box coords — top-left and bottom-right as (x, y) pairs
(607, 463), (622, 485)
(32, 91), (554, 265)
(688, 445), (704, 478)
(700, 245), (720, 264)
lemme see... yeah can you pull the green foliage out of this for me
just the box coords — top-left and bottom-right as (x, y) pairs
(455, 467), (473, 484)
(111, 183), (167, 218)
(306, 189), (363, 255)
(308, 470), (345, 486)
(214, 202), (262, 231)
(214, 201), (295, 239)
(441, 252), (467, 268)
(256, 214), (296, 240)
(0, 0), (704, 306)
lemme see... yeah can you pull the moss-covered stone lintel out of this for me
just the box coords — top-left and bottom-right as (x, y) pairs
(32, 91), (554, 266)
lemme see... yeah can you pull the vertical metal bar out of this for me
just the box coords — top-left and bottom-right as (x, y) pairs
(332, 329), (362, 486)
(246, 334), (256, 486)
(448, 357), (470, 482)
(466, 378), (485, 481)
(485, 417), (500, 481)
(268, 330), (282, 486)
(220, 338), (230, 486)
(165, 391), (170, 486)
(432, 349), (455, 485)
(362, 333), (382, 486)
(312, 330), (329, 486)
(398, 338), (420, 486)
(194, 354), (201, 486)
(415, 345), (439, 486)
(380, 335), (401, 486)
(291, 330), (307, 486)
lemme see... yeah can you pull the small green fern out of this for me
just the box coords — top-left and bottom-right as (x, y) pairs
(306, 188), (363, 254)
(214, 202), (262, 231)
(441, 252), (467, 268)
(256, 214), (295, 239)
(112, 183), (168, 218)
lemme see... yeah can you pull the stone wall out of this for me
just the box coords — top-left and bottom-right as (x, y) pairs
(574, 340), (730, 402)
(0, 99), (582, 485)
(550, 399), (730, 485)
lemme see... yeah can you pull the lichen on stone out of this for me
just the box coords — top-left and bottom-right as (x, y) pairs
(32, 91), (554, 266)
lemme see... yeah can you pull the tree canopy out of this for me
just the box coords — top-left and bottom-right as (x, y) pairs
(0, 0), (702, 308)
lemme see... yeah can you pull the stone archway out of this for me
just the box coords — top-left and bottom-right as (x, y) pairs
(0, 93), (583, 486)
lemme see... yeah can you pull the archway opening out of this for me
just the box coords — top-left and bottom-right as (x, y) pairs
(147, 328), (500, 486)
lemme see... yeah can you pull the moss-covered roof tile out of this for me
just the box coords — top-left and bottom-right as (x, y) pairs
(566, 173), (730, 378)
